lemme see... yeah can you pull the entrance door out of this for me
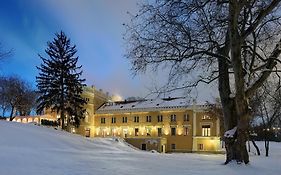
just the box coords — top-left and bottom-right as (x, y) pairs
(161, 145), (166, 153)
(141, 143), (147, 150)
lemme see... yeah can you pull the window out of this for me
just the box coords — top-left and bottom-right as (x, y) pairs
(171, 127), (176, 136)
(122, 117), (127, 123)
(199, 144), (204, 150)
(85, 98), (90, 102)
(135, 128), (139, 136)
(111, 117), (116, 123)
(84, 113), (89, 123)
(101, 117), (105, 124)
(157, 115), (163, 122)
(146, 115), (152, 122)
(85, 128), (90, 137)
(184, 114), (189, 122)
(134, 116), (139, 123)
(202, 125), (211, 136)
(146, 127), (152, 136)
(171, 144), (176, 150)
(170, 114), (176, 122)
(157, 128), (162, 137)
(184, 127), (189, 136)
(202, 115), (211, 120)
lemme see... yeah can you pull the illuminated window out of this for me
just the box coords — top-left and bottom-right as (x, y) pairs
(170, 114), (176, 122)
(101, 117), (105, 124)
(146, 127), (151, 136)
(85, 128), (90, 137)
(202, 125), (211, 136)
(157, 115), (163, 122)
(135, 128), (139, 136)
(146, 116), (152, 122)
(134, 116), (139, 123)
(122, 117), (127, 123)
(184, 114), (189, 121)
(71, 127), (75, 133)
(157, 128), (162, 137)
(111, 117), (116, 123)
(184, 127), (189, 136)
(171, 127), (176, 136)
(202, 115), (211, 120)
(84, 113), (89, 123)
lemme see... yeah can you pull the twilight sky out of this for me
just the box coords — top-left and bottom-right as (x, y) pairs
(0, 0), (217, 101)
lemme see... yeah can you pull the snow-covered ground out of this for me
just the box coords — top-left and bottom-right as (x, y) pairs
(0, 121), (280, 175)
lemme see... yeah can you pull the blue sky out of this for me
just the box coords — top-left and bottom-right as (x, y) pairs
(0, 0), (217, 101)
(0, 0), (153, 98)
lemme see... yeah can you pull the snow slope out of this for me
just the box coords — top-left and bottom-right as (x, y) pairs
(0, 121), (280, 175)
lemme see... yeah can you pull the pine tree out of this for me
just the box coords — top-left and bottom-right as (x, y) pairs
(36, 31), (87, 130)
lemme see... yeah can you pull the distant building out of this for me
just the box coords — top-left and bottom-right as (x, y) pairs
(14, 86), (222, 153)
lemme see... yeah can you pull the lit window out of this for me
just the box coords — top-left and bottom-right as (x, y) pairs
(146, 127), (151, 136)
(84, 113), (89, 123)
(135, 128), (139, 136)
(184, 127), (189, 136)
(202, 115), (211, 120)
(184, 114), (189, 121)
(170, 114), (176, 122)
(202, 125), (211, 136)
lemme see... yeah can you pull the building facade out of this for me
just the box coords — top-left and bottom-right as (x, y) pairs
(94, 98), (221, 153)
(14, 86), (222, 153)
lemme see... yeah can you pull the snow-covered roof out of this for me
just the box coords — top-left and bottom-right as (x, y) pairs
(96, 97), (208, 114)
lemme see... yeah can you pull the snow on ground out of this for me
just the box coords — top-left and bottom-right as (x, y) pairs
(0, 121), (280, 175)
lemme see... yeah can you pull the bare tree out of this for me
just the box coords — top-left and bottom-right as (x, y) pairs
(250, 79), (281, 156)
(0, 43), (12, 63)
(125, 0), (281, 164)
(0, 76), (36, 120)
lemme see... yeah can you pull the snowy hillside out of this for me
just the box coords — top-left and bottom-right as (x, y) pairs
(0, 121), (280, 175)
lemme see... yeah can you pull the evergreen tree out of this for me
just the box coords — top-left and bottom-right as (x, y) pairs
(36, 31), (86, 130)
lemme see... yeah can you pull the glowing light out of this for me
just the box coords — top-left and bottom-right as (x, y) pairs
(111, 94), (123, 102)
(210, 139), (215, 144)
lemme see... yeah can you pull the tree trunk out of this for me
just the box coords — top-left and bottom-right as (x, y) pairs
(265, 138), (270, 157)
(9, 106), (15, 121)
(227, 0), (249, 164)
(61, 110), (65, 130)
(251, 139), (260, 156)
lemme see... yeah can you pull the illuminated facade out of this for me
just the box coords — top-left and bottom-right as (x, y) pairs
(35, 86), (221, 153)
(94, 98), (221, 153)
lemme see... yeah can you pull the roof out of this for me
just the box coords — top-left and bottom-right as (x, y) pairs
(96, 97), (208, 114)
